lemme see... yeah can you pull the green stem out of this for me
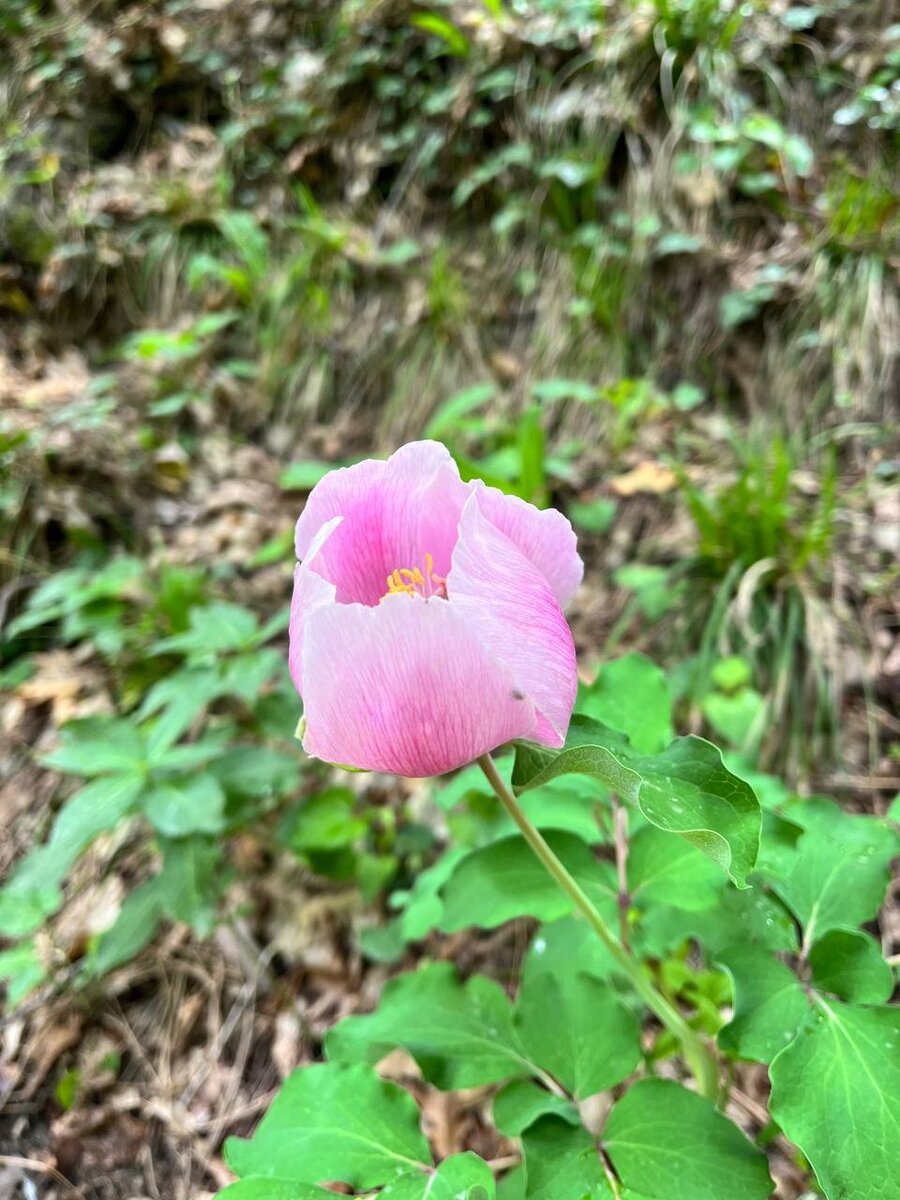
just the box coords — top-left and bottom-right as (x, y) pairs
(477, 753), (719, 1102)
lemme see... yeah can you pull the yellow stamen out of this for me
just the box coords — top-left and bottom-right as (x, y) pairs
(381, 552), (446, 601)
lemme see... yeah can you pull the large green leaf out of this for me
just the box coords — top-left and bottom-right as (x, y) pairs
(770, 1000), (900, 1200)
(41, 717), (147, 776)
(225, 1063), (431, 1188)
(325, 964), (525, 1089)
(628, 826), (722, 912)
(576, 653), (673, 754)
(523, 917), (620, 987)
(521, 1119), (612, 1199)
(327, 962), (640, 1098)
(603, 1079), (772, 1200)
(492, 1079), (579, 1137)
(143, 775), (226, 837)
(218, 1184), (332, 1199)
(716, 945), (809, 1062)
(439, 831), (616, 932)
(380, 1154), (495, 1198)
(637, 883), (796, 960)
(763, 815), (896, 942)
(515, 970), (641, 1099)
(513, 718), (760, 887)
(809, 929), (893, 1004)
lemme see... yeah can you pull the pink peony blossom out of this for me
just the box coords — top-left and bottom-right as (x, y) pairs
(289, 441), (582, 776)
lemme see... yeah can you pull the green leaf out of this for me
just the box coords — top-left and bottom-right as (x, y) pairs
(770, 1000), (900, 1200)
(576, 654), (673, 754)
(143, 776), (226, 837)
(224, 1063), (430, 1188)
(515, 970), (641, 1099)
(521, 1119), (612, 1199)
(153, 602), (259, 657)
(710, 657), (752, 691)
(325, 963), (524, 1089)
(0, 940), (46, 1006)
(628, 827), (722, 912)
(410, 11), (470, 56)
(0, 773), (144, 936)
(637, 884), (796, 960)
(492, 1079), (579, 1137)
(218, 1183), (334, 1199)
(809, 929), (893, 1004)
(211, 747), (300, 799)
(603, 1078), (772, 1200)
(424, 384), (496, 439)
(514, 719), (760, 887)
(282, 788), (367, 852)
(159, 837), (224, 932)
(380, 1153), (495, 1199)
(439, 831), (616, 931)
(86, 877), (165, 976)
(42, 717), (146, 776)
(523, 917), (620, 988)
(764, 815), (896, 941)
(327, 961), (639, 1099)
(701, 689), (764, 746)
(716, 945), (808, 1063)
(568, 498), (618, 534)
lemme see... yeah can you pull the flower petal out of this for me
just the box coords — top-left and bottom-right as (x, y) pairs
(470, 482), (583, 608)
(300, 595), (538, 776)
(288, 516), (340, 692)
(294, 442), (469, 605)
(449, 493), (577, 746)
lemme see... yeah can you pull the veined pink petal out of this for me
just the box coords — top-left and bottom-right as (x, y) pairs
(471, 481), (583, 608)
(294, 442), (468, 606)
(449, 493), (577, 746)
(288, 516), (340, 692)
(300, 595), (538, 776)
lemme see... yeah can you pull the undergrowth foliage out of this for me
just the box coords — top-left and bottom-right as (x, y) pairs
(3, 629), (897, 1198)
(218, 654), (898, 1200)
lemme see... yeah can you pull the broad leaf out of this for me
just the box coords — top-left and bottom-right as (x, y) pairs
(282, 788), (366, 852)
(514, 718), (760, 886)
(763, 814), (895, 941)
(717, 945), (808, 1062)
(492, 1079), (578, 1136)
(143, 776), (226, 837)
(809, 929), (893, 1004)
(515, 970), (641, 1099)
(439, 832), (616, 931)
(521, 1119), (612, 1199)
(628, 827), (722, 912)
(523, 917), (620, 987)
(603, 1079), (772, 1200)
(770, 1000), (900, 1200)
(637, 882), (796, 960)
(380, 1154), (495, 1199)
(325, 963), (524, 1089)
(327, 962), (640, 1098)
(577, 653), (673, 754)
(218, 1184), (333, 1199)
(41, 717), (146, 776)
(225, 1063), (431, 1188)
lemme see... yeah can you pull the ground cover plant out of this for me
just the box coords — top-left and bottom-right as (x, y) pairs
(0, 0), (898, 1197)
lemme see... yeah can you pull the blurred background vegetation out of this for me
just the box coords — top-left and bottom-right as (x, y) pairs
(0, 1), (898, 1194)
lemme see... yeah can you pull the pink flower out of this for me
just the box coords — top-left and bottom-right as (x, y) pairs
(289, 441), (582, 777)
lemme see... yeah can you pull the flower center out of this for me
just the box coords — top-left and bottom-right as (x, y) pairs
(383, 552), (447, 601)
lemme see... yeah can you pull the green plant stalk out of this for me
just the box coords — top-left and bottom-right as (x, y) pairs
(477, 753), (719, 1102)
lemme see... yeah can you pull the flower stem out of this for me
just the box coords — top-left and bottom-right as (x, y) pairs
(477, 753), (719, 1102)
